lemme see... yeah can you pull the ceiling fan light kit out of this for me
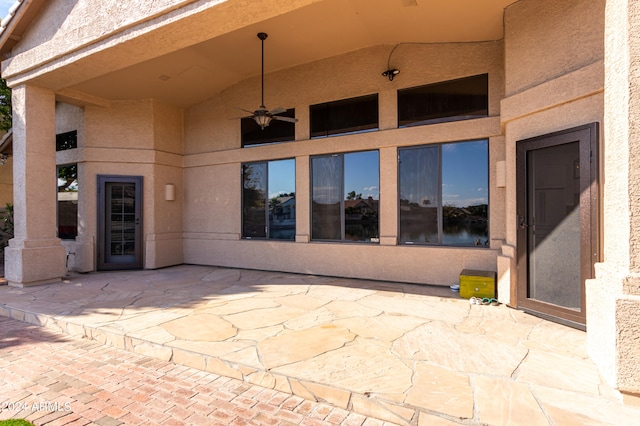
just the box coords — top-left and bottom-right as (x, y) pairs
(239, 32), (298, 130)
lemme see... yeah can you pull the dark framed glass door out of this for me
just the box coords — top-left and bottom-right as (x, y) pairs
(97, 175), (143, 270)
(516, 124), (598, 328)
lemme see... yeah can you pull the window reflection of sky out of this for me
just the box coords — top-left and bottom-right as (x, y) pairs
(268, 159), (296, 198)
(443, 140), (488, 208)
(265, 141), (486, 208)
(344, 151), (379, 200)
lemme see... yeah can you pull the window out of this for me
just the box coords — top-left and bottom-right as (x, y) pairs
(57, 164), (78, 240)
(242, 159), (295, 240)
(242, 109), (296, 147)
(398, 140), (488, 246)
(56, 130), (78, 151)
(311, 151), (379, 242)
(310, 94), (378, 138)
(398, 74), (488, 128)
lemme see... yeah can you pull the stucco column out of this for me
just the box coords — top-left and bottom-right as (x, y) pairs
(379, 147), (398, 245)
(587, 0), (640, 402)
(295, 155), (310, 242)
(4, 84), (66, 287)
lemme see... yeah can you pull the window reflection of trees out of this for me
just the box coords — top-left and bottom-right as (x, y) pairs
(243, 163), (267, 238)
(311, 151), (379, 242)
(57, 164), (78, 240)
(399, 140), (488, 246)
(242, 160), (295, 240)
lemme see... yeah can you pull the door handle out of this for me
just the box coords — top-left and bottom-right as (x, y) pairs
(518, 215), (528, 229)
(135, 218), (140, 225)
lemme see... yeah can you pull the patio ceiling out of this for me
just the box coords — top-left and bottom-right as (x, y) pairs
(33, 0), (518, 108)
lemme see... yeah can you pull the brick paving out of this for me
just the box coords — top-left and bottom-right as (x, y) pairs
(0, 317), (395, 426)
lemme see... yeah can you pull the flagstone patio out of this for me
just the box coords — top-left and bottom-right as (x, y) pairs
(0, 264), (638, 425)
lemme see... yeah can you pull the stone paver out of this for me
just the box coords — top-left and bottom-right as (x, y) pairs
(1, 264), (640, 425)
(0, 317), (395, 425)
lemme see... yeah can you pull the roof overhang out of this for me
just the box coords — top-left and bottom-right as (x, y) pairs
(0, 0), (517, 108)
(0, 0), (48, 59)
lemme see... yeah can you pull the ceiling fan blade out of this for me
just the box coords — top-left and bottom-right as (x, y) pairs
(268, 107), (287, 115)
(271, 115), (298, 123)
(238, 108), (256, 114)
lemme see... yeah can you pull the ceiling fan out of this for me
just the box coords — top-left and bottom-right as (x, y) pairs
(239, 32), (298, 129)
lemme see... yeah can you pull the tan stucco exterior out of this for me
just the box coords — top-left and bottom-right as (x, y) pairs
(180, 40), (503, 285)
(499, 0), (605, 310)
(586, 0), (640, 401)
(0, 0), (638, 401)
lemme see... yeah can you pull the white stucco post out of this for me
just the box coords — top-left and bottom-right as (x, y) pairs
(587, 0), (640, 402)
(4, 84), (66, 287)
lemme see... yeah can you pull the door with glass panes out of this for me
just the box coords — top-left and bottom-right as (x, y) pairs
(97, 175), (143, 270)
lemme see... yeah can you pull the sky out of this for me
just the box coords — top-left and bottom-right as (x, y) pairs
(0, 1), (12, 19)
(398, 140), (488, 208)
(266, 141), (487, 207)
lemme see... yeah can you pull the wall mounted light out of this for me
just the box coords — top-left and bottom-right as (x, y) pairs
(165, 184), (176, 201)
(382, 69), (400, 81)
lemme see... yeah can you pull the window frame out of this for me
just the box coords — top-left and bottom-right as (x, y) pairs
(397, 74), (489, 128)
(310, 94), (379, 138)
(310, 150), (380, 243)
(241, 108), (296, 148)
(397, 139), (489, 247)
(56, 130), (78, 151)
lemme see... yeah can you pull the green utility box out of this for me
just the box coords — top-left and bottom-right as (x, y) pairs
(459, 269), (496, 299)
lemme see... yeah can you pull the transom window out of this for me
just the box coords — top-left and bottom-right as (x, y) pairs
(311, 151), (379, 242)
(398, 140), (489, 246)
(56, 130), (78, 151)
(398, 74), (488, 128)
(241, 109), (296, 147)
(242, 159), (296, 240)
(310, 94), (378, 138)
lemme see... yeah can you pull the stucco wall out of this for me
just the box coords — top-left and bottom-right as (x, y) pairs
(68, 99), (185, 271)
(152, 100), (184, 154)
(85, 100), (154, 150)
(186, 42), (504, 153)
(56, 102), (84, 135)
(147, 101), (185, 268)
(10, 0), (198, 57)
(498, 0), (605, 306)
(587, 0), (640, 397)
(504, 0), (605, 96)
(183, 42), (504, 286)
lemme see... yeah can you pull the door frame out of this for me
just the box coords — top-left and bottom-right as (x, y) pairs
(515, 123), (599, 329)
(97, 175), (144, 271)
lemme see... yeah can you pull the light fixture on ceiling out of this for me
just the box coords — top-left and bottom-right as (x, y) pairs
(236, 32), (298, 129)
(382, 69), (400, 81)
